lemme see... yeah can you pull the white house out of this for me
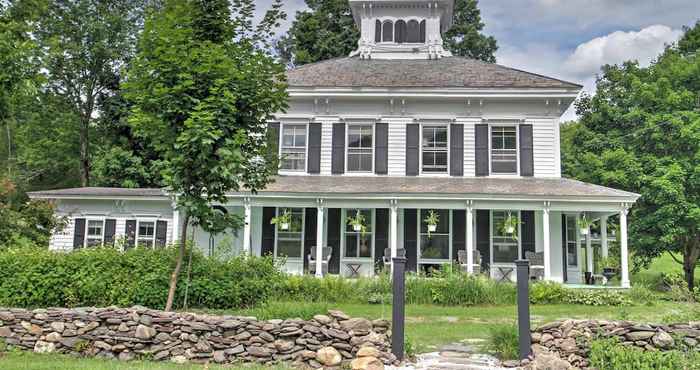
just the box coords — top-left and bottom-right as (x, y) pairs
(29, 0), (639, 286)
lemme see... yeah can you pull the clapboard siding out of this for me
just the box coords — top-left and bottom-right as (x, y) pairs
(460, 118), (478, 177)
(319, 120), (334, 175)
(529, 118), (559, 177)
(387, 120), (407, 176)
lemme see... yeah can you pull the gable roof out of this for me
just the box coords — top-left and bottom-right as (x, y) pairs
(286, 57), (582, 90)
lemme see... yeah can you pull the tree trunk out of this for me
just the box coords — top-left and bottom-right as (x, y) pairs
(165, 214), (190, 311)
(683, 238), (700, 291)
(79, 115), (90, 187)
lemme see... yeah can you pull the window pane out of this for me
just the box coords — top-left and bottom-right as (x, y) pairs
(406, 20), (420, 43)
(492, 211), (519, 263)
(345, 234), (358, 257)
(420, 235), (449, 259)
(139, 222), (155, 238)
(359, 153), (372, 172)
(422, 126), (448, 173)
(382, 21), (393, 42)
(347, 125), (372, 172)
(277, 239), (302, 258)
(491, 126), (517, 174)
(420, 209), (449, 234)
(276, 208), (303, 258)
(345, 209), (373, 258)
(87, 220), (102, 237)
(359, 234), (372, 258)
(281, 125), (307, 171)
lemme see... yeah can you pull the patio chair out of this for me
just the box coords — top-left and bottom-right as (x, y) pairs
(308, 246), (332, 275)
(457, 250), (481, 275)
(525, 251), (545, 280)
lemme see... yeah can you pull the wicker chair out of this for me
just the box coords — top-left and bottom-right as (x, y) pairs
(525, 251), (545, 280)
(457, 250), (481, 274)
(308, 246), (332, 275)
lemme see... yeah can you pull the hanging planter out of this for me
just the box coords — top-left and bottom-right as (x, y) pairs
(423, 210), (440, 237)
(497, 212), (520, 241)
(577, 214), (594, 235)
(347, 210), (368, 236)
(270, 210), (292, 231)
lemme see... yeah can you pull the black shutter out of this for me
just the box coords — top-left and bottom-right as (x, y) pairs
(331, 123), (345, 174)
(476, 210), (490, 270)
(520, 211), (535, 258)
(261, 207), (276, 257)
(375, 20), (381, 43)
(125, 220), (136, 249)
(419, 20), (426, 43)
(73, 218), (86, 249)
(475, 124), (489, 176)
(155, 220), (168, 247)
(375, 123), (389, 175)
(561, 214), (568, 282)
(267, 123), (280, 173)
(450, 124), (464, 176)
(308, 123), (322, 174)
(327, 208), (341, 274)
(452, 210), (466, 262)
(303, 208), (317, 272)
(104, 219), (117, 245)
(405, 124), (419, 176)
(403, 209), (418, 272)
(519, 125), (534, 176)
(374, 209), (389, 270)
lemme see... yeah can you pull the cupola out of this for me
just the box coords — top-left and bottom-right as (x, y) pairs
(349, 0), (454, 60)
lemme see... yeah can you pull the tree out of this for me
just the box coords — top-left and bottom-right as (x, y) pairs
(277, 0), (497, 66)
(125, 0), (287, 311)
(564, 22), (700, 290)
(35, 0), (144, 186)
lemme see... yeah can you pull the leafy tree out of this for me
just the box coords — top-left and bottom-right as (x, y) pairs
(125, 0), (287, 311)
(564, 22), (700, 289)
(277, 0), (497, 66)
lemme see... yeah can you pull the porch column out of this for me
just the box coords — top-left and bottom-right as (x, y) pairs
(466, 201), (474, 274)
(586, 226), (593, 274)
(620, 206), (630, 288)
(243, 198), (252, 255)
(542, 203), (551, 280)
(171, 201), (180, 244)
(601, 216), (609, 258)
(390, 200), (399, 262)
(316, 199), (325, 277)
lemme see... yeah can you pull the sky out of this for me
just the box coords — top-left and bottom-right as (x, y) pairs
(254, 0), (700, 120)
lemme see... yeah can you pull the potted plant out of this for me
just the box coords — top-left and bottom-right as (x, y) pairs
(347, 210), (368, 235)
(497, 212), (520, 240)
(577, 214), (594, 235)
(600, 256), (620, 282)
(270, 210), (292, 230)
(423, 210), (439, 237)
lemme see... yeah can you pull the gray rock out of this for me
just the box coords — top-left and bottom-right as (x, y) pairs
(50, 322), (65, 333)
(328, 310), (350, 321)
(155, 332), (171, 342)
(0, 326), (14, 337)
(275, 339), (295, 352)
(652, 330), (674, 349)
(246, 346), (272, 357)
(139, 315), (153, 326)
(313, 315), (332, 325)
(135, 324), (156, 339)
(45, 332), (62, 342)
(118, 351), (135, 361)
(33, 341), (56, 354)
(225, 344), (245, 355)
(154, 350), (170, 360)
(316, 346), (342, 366)
(259, 331), (274, 342)
(626, 331), (655, 341)
(171, 355), (188, 364)
(0, 311), (14, 321)
(213, 350), (226, 363)
(340, 318), (372, 333)
(94, 341), (112, 351)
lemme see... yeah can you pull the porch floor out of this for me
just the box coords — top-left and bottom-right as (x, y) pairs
(563, 283), (629, 289)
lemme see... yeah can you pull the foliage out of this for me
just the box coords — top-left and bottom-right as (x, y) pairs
(529, 281), (568, 304)
(589, 338), (700, 370)
(91, 146), (162, 188)
(277, 0), (497, 66)
(0, 247), (284, 309)
(234, 301), (331, 321)
(270, 209), (292, 229)
(563, 22), (700, 290)
(346, 210), (368, 236)
(576, 214), (595, 234)
(600, 255), (621, 269)
(423, 209), (440, 238)
(496, 212), (520, 241)
(565, 289), (632, 306)
(626, 284), (659, 306)
(486, 323), (519, 360)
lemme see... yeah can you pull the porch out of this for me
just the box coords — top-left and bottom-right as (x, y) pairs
(207, 176), (639, 287)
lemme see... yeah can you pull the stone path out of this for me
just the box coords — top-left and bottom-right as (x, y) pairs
(389, 343), (517, 370)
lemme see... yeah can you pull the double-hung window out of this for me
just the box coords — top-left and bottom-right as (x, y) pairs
(421, 126), (448, 173)
(280, 124), (307, 171)
(85, 219), (104, 247)
(492, 211), (520, 263)
(137, 220), (156, 248)
(347, 125), (373, 172)
(344, 209), (373, 258)
(275, 208), (304, 258)
(419, 209), (450, 260)
(565, 215), (579, 267)
(491, 126), (518, 174)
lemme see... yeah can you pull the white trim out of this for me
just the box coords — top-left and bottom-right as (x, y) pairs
(488, 123), (520, 176)
(84, 217), (106, 247)
(135, 219), (157, 248)
(278, 123), (309, 174)
(419, 123), (450, 176)
(345, 122), (375, 174)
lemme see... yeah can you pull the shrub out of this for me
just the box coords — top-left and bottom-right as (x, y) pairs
(564, 289), (632, 306)
(589, 338), (700, 370)
(529, 281), (567, 304)
(487, 323), (519, 360)
(0, 247), (283, 310)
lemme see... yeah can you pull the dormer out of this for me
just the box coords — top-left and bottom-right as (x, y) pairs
(349, 0), (454, 60)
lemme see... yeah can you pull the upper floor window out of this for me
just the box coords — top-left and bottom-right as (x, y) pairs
(375, 19), (426, 43)
(347, 124), (373, 172)
(491, 126), (517, 174)
(280, 124), (306, 171)
(422, 125), (448, 173)
(86, 219), (104, 247)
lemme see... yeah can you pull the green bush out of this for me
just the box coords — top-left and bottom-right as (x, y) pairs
(589, 338), (700, 370)
(0, 247), (284, 310)
(487, 323), (519, 360)
(529, 281), (568, 304)
(565, 289), (632, 306)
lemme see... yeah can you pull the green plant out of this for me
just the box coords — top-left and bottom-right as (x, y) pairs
(589, 338), (700, 370)
(404, 336), (418, 359)
(577, 214), (595, 235)
(346, 210), (368, 236)
(529, 281), (567, 304)
(497, 212), (520, 241)
(423, 210), (439, 238)
(487, 323), (519, 360)
(600, 256), (620, 269)
(270, 210), (293, 230)
(565, 289), (632, 306)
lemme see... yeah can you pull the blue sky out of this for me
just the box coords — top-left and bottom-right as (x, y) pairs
(256, 0), (700, 119)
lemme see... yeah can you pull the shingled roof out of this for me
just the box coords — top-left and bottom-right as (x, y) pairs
(286, 57), (582, 89)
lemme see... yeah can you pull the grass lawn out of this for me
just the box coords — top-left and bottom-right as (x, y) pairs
(632, 252), (700, 286)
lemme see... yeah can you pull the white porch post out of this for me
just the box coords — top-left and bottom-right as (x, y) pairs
(601, 216), (609, 258)
(586, 227), (593, 274)
(316, 199), (325, 277)
(243, 198), (252, 255)
(171, 201), (180, 244)
(620, 206), (630, 288)
(390, 200), (399, 263)
(542, 202), (551, 280)
(466, 201), (474, 274)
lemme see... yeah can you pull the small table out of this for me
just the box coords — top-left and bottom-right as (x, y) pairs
(346, 263), (362, 278)
(497, 266), (514, 282)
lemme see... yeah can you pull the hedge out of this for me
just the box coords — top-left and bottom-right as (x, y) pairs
(0, 247), (283, 310)
(589, 338), (700, 370)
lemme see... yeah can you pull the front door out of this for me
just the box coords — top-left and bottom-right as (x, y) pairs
(564, 215), (581, 283)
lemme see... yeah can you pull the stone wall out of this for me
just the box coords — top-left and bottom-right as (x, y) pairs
(0, 306), (395, 368)
(526, 319), (700, 369)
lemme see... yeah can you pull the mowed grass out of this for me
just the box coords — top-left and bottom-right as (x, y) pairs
(632, 252), (700, 287)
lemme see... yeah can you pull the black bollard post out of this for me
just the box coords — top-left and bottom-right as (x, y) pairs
(515, 259), (532, 360)
(391, 249), (407, 361)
